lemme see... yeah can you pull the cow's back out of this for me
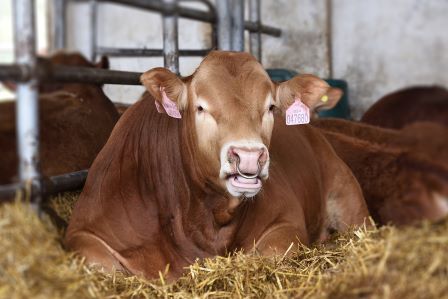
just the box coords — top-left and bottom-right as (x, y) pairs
(314, 120), (448, 225)
(361, 86), (448, 129)
(312, 118), (448, 165)
(0, 90), (118, 184)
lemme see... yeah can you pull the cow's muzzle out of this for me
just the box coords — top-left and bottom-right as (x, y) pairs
(236, 157), (261, 179)
(221, 144), (269, 198)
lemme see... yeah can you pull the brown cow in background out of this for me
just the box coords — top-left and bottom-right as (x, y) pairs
(0, 52), (119, 184)
(312, 118), (448, 225)
(361, 86), (448, 129)
(65, 51), (369, 280)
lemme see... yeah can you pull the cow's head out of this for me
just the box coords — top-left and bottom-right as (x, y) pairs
(141, 51), (329, 199)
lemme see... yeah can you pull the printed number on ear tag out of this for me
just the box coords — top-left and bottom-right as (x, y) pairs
(285, 99), (310, 125)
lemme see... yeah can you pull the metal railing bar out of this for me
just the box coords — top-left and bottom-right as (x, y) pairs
(0, 64), (142, 85)
(72, 0), (282, 36)
(244, 21), (281, 37)
(74, 0), (215, 23)
(96, 47), (211, 57)
(0, 170), (88, 201)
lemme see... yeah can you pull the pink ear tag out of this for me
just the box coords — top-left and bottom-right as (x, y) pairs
(154, 100), (164, 113)
(285, 99), (310, 125)
(158, 87), (182, 119)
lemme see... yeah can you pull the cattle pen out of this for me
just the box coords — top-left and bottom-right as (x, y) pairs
(0, 0), (282, 209)
(1, 1), (448, 298)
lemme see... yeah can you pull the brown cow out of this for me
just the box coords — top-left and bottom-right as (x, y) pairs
(312, 118), (448, 225)
(65, 51), (369, 280)
(113, 102), (131, 116)
(361, 86), (448, 129)
(0, 52), (119, 184)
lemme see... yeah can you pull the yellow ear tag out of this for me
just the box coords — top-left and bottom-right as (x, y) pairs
(321, 95), (329, 103)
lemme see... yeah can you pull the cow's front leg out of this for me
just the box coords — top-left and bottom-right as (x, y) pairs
(254, 224), (309, 256)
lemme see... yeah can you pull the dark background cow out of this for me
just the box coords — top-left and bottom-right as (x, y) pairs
(0, 53), (119, 184)
(361, 86), (448, 129)
(312, 118), (448, 225)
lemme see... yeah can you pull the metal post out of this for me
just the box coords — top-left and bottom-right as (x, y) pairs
(231, 0), (244, 51)
(326, 0), (333, 78)
(13, 0), (42, 209)
(90, 0), (98, 61)
(216, 0), (232, 50)
(52, 0), (66, 50)
(162, 0), (179, 73)
(249, 0), (261, 62)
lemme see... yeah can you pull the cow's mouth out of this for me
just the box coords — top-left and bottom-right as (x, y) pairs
(225, 174), (263, 198)
(228, 174), (262, 189)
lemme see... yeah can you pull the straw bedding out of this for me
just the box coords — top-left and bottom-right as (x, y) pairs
(1, 192), (447, 299)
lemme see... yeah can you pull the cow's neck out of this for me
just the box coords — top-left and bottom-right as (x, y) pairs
(177, 188), (246, 255)
(172, 115), (246, 254)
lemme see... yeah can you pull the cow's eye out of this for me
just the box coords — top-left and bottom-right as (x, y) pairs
(197, 106), (204, 113)
(268, 104), (276, 112)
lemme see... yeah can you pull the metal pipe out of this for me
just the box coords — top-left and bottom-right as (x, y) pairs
(74, 0), (282, 36)
(0, 64), (142, 84)
(249, 0), (261, 62)
(96, 47), (210, 57)
(48, 65), (143, 84)
(231, 0), (245, 51)
(44, 169), (88, 195)
(13, 0), (42, 210)
(244, 21), (281, 37)
(87, 0), (214, 23)
(216, 0), (231, 50)
(326, 0), (334, 78)
(162, 0), (179, 73)
(90, 0), (98, 61)
(0, 170), (88, 202)
(0, 64), (28, 80)
(179, 0), (215, 19)
(52, 0), (66, 50)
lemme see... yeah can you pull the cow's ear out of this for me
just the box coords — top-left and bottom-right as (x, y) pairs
(274, 74), (330, 113)
(314, 87), (343, 112)
(140, 67), (187, 118)
(95, 55), (109, 69)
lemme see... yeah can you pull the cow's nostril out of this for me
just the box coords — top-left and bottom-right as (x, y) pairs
(228, 148), (239, 163)
(227, 146), (268, 177)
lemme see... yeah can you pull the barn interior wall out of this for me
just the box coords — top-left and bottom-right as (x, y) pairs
(66, 1), (448, 119)
(331, 0), (448, 119)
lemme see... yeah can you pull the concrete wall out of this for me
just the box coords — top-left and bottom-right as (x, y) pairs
(66, 1), (211, 103)
(332, 0), (448, 118)
(66, 1), (448, 119)
(261, 0), (329, 78)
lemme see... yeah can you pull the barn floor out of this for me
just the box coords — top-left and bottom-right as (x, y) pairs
(1, 193), (447, 299)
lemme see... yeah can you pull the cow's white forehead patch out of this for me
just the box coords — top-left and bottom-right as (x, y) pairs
(264, 93), (274, 108)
